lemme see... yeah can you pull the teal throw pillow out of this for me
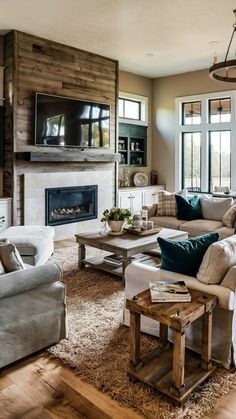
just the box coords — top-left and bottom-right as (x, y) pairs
(175, 194), (202, 220)
(157, 232), (219, 277)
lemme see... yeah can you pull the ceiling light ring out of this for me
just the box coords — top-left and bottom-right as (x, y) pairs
(209, 10), (236, 82)
(209, 58), (236, 82)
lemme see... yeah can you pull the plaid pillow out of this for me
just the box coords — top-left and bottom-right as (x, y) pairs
(157, 191), (177, 216)
(223, 205), (236, 228)
(157, 190), (186, 216)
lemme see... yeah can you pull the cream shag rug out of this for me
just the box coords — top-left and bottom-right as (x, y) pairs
(50, 246), (236, 419)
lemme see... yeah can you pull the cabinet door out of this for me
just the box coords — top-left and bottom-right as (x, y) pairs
(0, 201), (12, 233)
(131, 191), (143, 213)
(142, 189), (159, 206)
(118, 192), (132, 211)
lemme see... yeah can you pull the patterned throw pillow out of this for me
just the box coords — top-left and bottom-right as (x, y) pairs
(157, 190), (186, 217)
(223, 205), (236, 228)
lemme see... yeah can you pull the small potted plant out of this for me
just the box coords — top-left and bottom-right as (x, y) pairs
(101, 207), (132, 233)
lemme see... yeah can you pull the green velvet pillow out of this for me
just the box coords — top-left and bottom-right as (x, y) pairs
(157, 233), (219, 277)
(175, 194), (202, 220)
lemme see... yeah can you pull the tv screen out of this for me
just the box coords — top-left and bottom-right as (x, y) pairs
(35, 93), (110, 148)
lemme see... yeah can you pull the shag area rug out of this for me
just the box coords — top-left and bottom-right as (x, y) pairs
(50, 246), (236, 419)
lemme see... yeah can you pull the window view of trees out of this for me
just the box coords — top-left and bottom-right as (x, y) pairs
(179, 96), (232, 193)
(182, 132), (201, 191)
(210, 131), (231, 191)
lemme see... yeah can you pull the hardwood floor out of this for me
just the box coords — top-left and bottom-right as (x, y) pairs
(0, 353), (143, 419)
(0, 237), (235, 418)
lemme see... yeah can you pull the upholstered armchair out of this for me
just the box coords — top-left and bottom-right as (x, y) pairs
(0, 262), (67, 368)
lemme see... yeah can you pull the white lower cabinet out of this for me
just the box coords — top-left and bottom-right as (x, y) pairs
(0, 198), (12, 233)
(118, 185), (165, 213)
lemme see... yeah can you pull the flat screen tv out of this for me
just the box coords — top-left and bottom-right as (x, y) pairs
(35, 93), (110, 148)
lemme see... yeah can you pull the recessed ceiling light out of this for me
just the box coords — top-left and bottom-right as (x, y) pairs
(145, 53), (155, 57)
(209, 41), (220, 46)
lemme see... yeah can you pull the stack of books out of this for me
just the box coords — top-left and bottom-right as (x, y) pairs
(104, 254), (123, 266)
(149, 280), (191, 303)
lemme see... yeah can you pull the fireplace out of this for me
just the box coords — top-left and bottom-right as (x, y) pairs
(45, 185), (98, 226)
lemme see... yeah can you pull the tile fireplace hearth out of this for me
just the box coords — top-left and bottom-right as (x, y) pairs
(24, 169), (113, 240)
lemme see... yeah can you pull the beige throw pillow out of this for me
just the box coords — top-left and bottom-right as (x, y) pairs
(223, 205), (236, 228)
(197, 234), (236, 284)
(200, 195), (233, 221)
(157, 190), (186, 217)
(0, 242), (25, 273)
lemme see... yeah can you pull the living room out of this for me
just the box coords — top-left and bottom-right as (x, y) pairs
(1, 1), (236, 418)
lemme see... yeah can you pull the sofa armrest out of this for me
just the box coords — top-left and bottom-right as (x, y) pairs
(125, 262), (234, 310)
(142, 204), (157, 219)
(0, 262), (62, 299)
(221, 266), (236, 292)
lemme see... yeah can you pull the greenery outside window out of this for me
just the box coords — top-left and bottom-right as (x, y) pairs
(176, 91), (236, 193)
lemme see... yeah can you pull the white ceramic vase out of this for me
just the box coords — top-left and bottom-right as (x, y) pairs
(108, 220), (124, 232)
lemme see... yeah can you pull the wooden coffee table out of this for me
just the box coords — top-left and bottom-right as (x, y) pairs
(75, 228), (188, 283)
(126, 288), (217, 404)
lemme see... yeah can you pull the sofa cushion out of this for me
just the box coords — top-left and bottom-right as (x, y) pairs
(175, 195), (202, 221)
(197, 234), (236, 285)
(157, 190), (186, 217)
(0, 242), (25, 273)
(223, 205), (236, 228)
(149, 216), (186, 230)
(215, 226), (234, 240)
(179, 219), (223, 237)
(157, 232), (219, 277)
(200, 195), (233, 221)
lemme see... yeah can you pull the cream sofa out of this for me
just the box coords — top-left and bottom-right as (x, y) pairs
(143, 202), (235, 239)
(124, 229), (236, 370)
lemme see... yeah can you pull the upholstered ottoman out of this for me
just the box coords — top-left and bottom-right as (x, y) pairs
(0, 225), (55, 266)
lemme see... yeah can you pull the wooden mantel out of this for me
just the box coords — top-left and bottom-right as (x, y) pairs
(15, 151), (120, 163)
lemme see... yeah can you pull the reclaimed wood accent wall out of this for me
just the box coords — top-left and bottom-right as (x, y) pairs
(4, 30), (119, 224)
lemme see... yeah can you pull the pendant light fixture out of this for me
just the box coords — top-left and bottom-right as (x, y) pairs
(209, 9), (236, 82)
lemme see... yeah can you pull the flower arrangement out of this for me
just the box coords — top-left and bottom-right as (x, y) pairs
(101, 207), (132, 222)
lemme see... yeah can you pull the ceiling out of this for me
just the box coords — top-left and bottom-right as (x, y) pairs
(1, 0), (236, 78)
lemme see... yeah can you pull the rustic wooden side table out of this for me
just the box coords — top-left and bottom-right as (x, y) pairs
(126, 288), (217, 404)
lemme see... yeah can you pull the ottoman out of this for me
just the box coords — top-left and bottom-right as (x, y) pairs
(0, 225), (55, 266)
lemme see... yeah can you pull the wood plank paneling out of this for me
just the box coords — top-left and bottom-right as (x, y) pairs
(4, 30), (119, 224)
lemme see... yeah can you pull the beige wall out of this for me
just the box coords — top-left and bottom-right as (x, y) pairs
(119, 70), (152, 185)
(152, 69), (236, 191)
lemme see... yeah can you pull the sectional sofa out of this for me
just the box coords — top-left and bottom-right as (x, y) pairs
(143, 193), (236, 239)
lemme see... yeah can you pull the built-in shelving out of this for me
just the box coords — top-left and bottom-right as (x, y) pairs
(118, 123), (147, 167)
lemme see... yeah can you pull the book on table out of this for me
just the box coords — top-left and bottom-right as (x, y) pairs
(149, 280), (191, 303)
(104, 254), (123, 266)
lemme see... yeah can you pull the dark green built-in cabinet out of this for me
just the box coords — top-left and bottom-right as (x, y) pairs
(118, 123), (147, 167)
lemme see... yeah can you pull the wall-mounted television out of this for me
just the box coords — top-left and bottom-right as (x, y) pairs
(35, 93), (110, 148)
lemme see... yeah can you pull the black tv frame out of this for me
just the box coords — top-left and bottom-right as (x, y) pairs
(34, 92), (111, 149)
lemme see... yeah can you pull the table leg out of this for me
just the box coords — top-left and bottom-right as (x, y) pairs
(159, 323), (168, 347)
(78, 243), (85, 269)
(129, 311), (141, 369)
(171, 331), (185, 395)
(201, 309), (213, 370)
(122, 256), (132, 284)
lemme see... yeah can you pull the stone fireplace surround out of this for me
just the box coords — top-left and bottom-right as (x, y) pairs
(24, 168), (113, 240)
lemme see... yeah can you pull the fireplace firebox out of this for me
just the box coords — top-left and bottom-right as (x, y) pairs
(45, 185), (98, 226)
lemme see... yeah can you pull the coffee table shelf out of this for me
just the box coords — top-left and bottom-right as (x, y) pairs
(82, 256), (123, 277)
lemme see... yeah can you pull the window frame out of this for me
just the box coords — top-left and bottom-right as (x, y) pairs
(119, 91), (148, 126)
(175, 90), (236, 193)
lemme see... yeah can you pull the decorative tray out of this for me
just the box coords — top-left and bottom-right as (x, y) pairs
(124, 227), (162, 236)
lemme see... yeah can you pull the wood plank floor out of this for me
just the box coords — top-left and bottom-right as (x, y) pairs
(0, 237), (235, 418)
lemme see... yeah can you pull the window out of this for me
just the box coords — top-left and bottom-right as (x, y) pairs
(176, 91), (236, 193)
(119, 98), (141, 120)
(119, 91), (148, 124)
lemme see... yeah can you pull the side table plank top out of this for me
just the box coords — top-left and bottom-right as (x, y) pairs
(126, 289), (216, 332)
